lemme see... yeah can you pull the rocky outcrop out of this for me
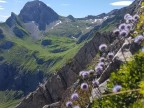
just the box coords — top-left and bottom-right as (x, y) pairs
(43, 102), (60, 108)
(19, 0), (59, 30)
(6, 12), (22, 27)
(16, 32), (120, 108)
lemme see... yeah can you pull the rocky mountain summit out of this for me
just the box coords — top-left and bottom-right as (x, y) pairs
(19, 0), (59, 30)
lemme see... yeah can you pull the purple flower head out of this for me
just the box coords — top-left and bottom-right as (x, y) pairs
(79, 71), (84, 76)
(95, 65), (103, 75)
(112, 85), (122, 93)
(134, 35), (144, 44)
(66, 101), (73, 107)
(126, 23), (133, 30)
(98, 62), (105, 68)
(113, 29), (120, 36)
(126, 16), (134, 23)
(81, 71), (89, 79)
(73, 106), (80, 108)
(107, 52), (114, 60)
(92, 80), (99, 88)
(99, 57), (105, 62)
(81, 83), (89, 91)
(71, 93), (79, 101)
(133, 14), (140, 21)
(118, 23), (127, 30)
(120, 30), (129, 37)
(124, 14), (131, 20)
(99, 44), (107, 52)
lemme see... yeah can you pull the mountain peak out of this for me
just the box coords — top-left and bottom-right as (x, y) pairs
(19, 0), (59, 30)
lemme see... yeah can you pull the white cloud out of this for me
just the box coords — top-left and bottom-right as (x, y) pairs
(0, 0), (7, 3)
(61, 3), (71, 6)
(0, 7), (4, 10)
(110, 1), (133, 6)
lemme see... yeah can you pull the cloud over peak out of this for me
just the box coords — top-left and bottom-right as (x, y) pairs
(0, 0), (7, 3)
(110, 1), (133, 6)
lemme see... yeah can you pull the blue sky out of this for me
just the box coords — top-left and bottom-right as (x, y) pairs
(0, 0), (134, 22)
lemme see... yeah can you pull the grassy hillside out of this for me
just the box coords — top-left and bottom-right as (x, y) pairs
(0, 23), (84, 108)
(0, 21), (86, 74)
(0, 91), (22, 108)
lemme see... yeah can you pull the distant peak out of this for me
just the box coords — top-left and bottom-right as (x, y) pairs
(19, 0), (59, 30)
(67, 15), (75, 21)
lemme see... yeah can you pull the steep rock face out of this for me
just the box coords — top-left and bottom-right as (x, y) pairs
(16, 32), (117, 108)
(19, 0), (59, 30)
(0, 64), (44, 95)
